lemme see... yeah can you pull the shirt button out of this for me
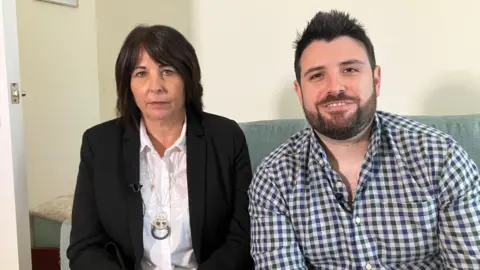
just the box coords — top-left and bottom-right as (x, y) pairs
(365, 263), (372, 270)
(335, 181), (343, 188)
(355, 216), (361, 224)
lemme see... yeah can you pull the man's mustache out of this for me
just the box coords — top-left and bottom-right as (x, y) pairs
(317, 93), (359, 106)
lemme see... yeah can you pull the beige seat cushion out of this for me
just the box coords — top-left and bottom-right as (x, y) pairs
(30, 195), (74, 222)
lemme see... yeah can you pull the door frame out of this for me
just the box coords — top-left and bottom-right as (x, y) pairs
(0, 0), (32, 269)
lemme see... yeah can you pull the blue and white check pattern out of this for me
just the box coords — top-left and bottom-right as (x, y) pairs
(248, 111), (480, 269)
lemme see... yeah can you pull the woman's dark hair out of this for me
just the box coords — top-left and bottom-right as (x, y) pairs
(115, 24), (203, 128)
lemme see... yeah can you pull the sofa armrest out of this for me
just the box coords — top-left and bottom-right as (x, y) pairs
(60, 219), (71, 270)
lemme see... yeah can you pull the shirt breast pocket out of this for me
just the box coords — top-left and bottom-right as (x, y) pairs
(369, 199), (438, 265)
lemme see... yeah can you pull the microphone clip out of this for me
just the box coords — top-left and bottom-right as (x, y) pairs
(129, 184), (143, 193)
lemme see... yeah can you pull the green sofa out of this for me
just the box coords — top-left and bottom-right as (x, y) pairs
(59, 113), (480, 269)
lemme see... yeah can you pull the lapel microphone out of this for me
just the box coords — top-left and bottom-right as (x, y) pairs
(129, 183), (143, 192)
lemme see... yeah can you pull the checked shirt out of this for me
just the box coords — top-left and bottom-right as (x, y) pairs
(249, 111), (480, 269)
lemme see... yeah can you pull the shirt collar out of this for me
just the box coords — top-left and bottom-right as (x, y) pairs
(366, 113), (381, 157)
(139, 116), (187, 154)
(309, 128), (329, 166)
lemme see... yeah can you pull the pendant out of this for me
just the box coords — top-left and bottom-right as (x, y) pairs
(151, 215), (170, 240)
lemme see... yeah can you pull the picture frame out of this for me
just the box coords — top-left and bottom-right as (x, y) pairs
(36, 0), (78, 8)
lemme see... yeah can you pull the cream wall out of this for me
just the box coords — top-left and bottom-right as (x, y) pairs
(96, 0), (192, 121)
(17, 0), (101, 208)
(192, 0), (480, 122)
(18, 1), (480, 208)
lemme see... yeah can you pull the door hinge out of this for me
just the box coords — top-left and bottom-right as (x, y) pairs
(10, 83), (20, 104)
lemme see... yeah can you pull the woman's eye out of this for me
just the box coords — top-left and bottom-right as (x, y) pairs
(135, 71), (146, 77)
(162, 70), (173, 76)
(161, 68), (177, 76)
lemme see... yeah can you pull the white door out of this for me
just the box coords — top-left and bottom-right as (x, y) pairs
(0, 0), (32, 269)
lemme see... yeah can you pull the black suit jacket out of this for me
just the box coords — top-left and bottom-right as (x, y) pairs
(67, 111), (253, 270)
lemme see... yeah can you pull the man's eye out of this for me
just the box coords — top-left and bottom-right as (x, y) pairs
(310, 73), (323, 80)
(343, 68), (358, 73)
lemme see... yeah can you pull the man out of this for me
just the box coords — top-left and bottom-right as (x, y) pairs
(248, 10), (480, 269)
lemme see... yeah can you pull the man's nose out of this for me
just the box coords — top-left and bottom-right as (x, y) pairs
(326, 73), (345, 95)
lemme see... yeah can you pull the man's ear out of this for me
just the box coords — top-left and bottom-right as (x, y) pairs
(294, 80), (303, 104)
(373, 65), (381, 97)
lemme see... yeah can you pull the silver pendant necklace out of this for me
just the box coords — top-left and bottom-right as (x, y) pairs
(145, 152), (175, 240)
(151, 213), (170, 240)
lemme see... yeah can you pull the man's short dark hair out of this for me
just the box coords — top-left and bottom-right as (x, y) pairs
(294, 10), (376, 83)
(115, 25), (203, 129)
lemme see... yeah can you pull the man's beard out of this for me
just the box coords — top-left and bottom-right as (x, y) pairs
(302, 90), (377, 140)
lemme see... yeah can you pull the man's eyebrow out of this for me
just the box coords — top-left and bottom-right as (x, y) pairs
(340, 59), (366, 66)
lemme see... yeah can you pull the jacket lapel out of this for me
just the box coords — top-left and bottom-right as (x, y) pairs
(122, 122), (144, 266)
(186, 111), (206, 262)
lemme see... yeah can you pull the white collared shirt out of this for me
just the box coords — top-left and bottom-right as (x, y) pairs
(139, 118), (197, 270)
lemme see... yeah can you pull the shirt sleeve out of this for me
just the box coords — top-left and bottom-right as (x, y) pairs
(438, 140), (480, 269)
(248, 165), (308, 270)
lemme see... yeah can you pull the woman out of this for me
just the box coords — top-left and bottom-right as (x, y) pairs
(66, 25), (253, 270)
